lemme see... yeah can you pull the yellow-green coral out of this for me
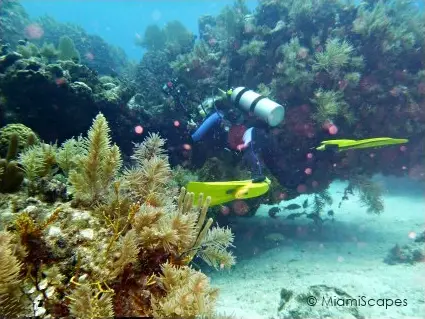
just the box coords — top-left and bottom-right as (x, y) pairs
(68, 113), (122, 206)
(276, 37), (314, 91)
(0, 115), (235, 318)
(19, 143), (57, 179)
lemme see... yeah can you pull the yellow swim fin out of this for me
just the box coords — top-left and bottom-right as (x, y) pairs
(317, 137), (408, 152)
(186, 177), (271, 207)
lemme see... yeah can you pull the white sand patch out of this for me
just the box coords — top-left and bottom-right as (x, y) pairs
(210, 178), (425, 319)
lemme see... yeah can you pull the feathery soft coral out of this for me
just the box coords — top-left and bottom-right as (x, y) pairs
(68, 112), (122, 207)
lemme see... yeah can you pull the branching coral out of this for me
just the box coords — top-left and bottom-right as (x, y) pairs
(139, 20), (195, 56)
(353, 1), (390, 37)
(58, 35), (80, 62)
(19, 143), (57, 193)
(68, 113), (122, 207)
(353, 0), (424, 57)
(91, 185), (233, 317)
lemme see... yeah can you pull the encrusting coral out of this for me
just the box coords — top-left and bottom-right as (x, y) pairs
(0, 112), (235, 318)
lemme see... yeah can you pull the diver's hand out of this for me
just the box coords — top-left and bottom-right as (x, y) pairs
(236, 144), (248, 151)
(187, 119), (197, 130)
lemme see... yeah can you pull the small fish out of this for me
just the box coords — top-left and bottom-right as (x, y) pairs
(302, 199), (309, 209)
(327, 210), (334, 217)
(268, 207), (281, 218)
(286, 212), (306, 220)
(283, 203), (301, 210)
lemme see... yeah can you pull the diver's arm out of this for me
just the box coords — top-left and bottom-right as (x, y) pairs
(191, 111), (224, 142)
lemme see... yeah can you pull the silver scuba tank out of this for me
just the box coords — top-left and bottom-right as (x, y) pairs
(229, 87), (285, 127)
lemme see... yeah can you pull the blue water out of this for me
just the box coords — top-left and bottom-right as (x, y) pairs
(20, 0), (258, 61)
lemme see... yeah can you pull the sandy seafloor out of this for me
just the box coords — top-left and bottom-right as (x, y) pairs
(206, 176), (425, 319)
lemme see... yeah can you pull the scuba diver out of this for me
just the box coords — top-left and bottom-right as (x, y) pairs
(190, 86), (285, 180)
(186, 86), (286, 205)
(161, 77), (286, 206)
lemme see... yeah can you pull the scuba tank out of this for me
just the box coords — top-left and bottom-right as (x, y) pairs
(227, 87), (285, 127)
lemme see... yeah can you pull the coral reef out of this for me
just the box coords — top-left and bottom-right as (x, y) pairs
(0, 113), (235, 318)
(165, 0), (424, 208)
(32, 15), (130, 76)
(0, 46), (136, 153)
(0, 0), (424, 217)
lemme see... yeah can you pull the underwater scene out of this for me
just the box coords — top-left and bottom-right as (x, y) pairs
(0, 0), (424, 318)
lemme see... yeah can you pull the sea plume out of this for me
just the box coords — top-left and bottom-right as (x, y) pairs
(68, 112), (122, 206)
(0, 232), (25, 318)
(122, 133), (172, 207)
(68, 282), (114, 319)
(151, 262), (219, 318)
